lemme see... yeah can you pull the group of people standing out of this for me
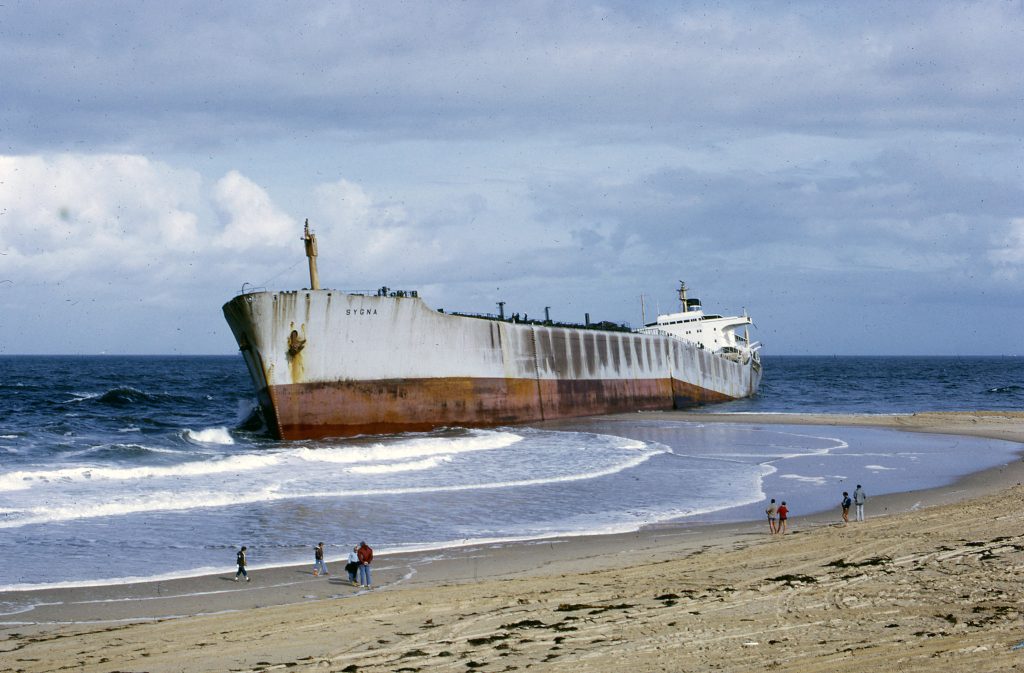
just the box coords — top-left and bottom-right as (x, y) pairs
(235, 488), (872, 583)
(234, 541), (375, 588)
(765, 484), (867, 534)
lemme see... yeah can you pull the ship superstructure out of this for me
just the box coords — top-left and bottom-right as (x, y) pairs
(637, 282), (760, 364)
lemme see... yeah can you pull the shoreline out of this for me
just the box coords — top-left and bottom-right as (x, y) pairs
(3, 412), (1017, 597)
(4, 410), (1024, 672)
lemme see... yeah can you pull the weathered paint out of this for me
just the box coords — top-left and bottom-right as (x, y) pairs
(223, 289), (762, 439)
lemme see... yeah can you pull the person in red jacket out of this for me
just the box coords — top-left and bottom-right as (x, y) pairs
(777, 501), (789, 534)
(357, 541), (373, 588)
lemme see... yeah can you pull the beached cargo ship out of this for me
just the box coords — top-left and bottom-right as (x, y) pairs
(223, 223), (762, 439)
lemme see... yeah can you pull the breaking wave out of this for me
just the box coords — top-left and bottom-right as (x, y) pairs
(0, 453), (281, 492)
(184, 427), (235, 445)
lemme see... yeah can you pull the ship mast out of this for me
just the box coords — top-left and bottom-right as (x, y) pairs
(678, 281), (688, 313)
(302, 219), (320, 290)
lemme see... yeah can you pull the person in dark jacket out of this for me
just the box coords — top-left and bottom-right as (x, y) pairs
(234, 545), (250, 582)
(313, 542), (329, 576)
(841, 491), (852, 523)
(357, 541), (373, 588)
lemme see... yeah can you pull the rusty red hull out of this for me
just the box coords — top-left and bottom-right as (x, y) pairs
(264, 376), (732, 440)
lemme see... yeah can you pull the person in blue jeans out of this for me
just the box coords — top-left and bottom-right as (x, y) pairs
(313, 542), (329, 576)
(357, 541), (373, 587)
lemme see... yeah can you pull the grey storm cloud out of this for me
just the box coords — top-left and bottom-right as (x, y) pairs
(3, 1), (1022, 150)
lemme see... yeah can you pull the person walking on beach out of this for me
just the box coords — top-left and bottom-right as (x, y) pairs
(777, 501), (789, 534)
(854, 484), (867, 521)
(766, 498), (778, 534)
(234, 545), (250, 582)
(313, 542), (329, 576)
(346, 545), (360, 586)
(840, 491), (852, 524)
(357, 541), (373, 588)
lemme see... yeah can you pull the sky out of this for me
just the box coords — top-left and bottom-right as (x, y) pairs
(1, 1), (1022, 356)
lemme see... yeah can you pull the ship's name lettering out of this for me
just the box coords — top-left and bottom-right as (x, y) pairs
(345, 308), (379, 316)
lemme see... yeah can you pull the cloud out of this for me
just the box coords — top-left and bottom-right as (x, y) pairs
(0, 155), (203, 282)
(0, 156), (315, 303)
(989, 218), (1024, 280)
(213, 171), (296, 250)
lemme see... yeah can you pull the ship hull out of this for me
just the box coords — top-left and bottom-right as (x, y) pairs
(223, 290), (761, 440)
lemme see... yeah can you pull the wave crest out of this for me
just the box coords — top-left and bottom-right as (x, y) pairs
(184, 427), (235, 445)
(295, 431), (522, 465)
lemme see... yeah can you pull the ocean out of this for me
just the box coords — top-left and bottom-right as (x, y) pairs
(0, 355), (1021, 590)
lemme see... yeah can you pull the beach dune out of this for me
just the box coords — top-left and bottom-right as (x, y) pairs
(2, 411), (1023, 672)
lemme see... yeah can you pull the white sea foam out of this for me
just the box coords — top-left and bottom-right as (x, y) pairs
(0, 445), (663, 528)
(779, 474), (828, 485)
(0, 566), (228, 593)
(295, 431), (522, 465)
(612, 437), (648, 450)
(184, 427), (235, 445)
(0, 453), (280, 492)
(347, 456), (452, 474)
(865, 464), (897, 471)
(66, 392), (99, 403)
(0, 487), (282, 528)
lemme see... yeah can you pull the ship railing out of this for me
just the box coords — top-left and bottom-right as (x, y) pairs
(236, 284), (269, 296)
(635, 327), (706, 349)
(326, 289), (418, 296)
(718, 344), (763, 365)
(451, 311), (634, 332)
(233, 287), (422, 298)
(450, 311), (504, 321)
(635, 327), (674, 338)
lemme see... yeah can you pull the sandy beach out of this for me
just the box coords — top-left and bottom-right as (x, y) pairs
(3, 411), (1024, 672)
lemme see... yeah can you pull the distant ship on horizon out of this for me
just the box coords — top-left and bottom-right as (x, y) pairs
(223, 222), (762, 439)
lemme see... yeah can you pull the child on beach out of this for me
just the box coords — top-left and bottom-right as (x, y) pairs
(777, 502), (789, 534)
(313, 542), (329, 576)
(841, 491), (852, 523)
(234, 546), (250, 582)
(346, 546), (360, 586)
